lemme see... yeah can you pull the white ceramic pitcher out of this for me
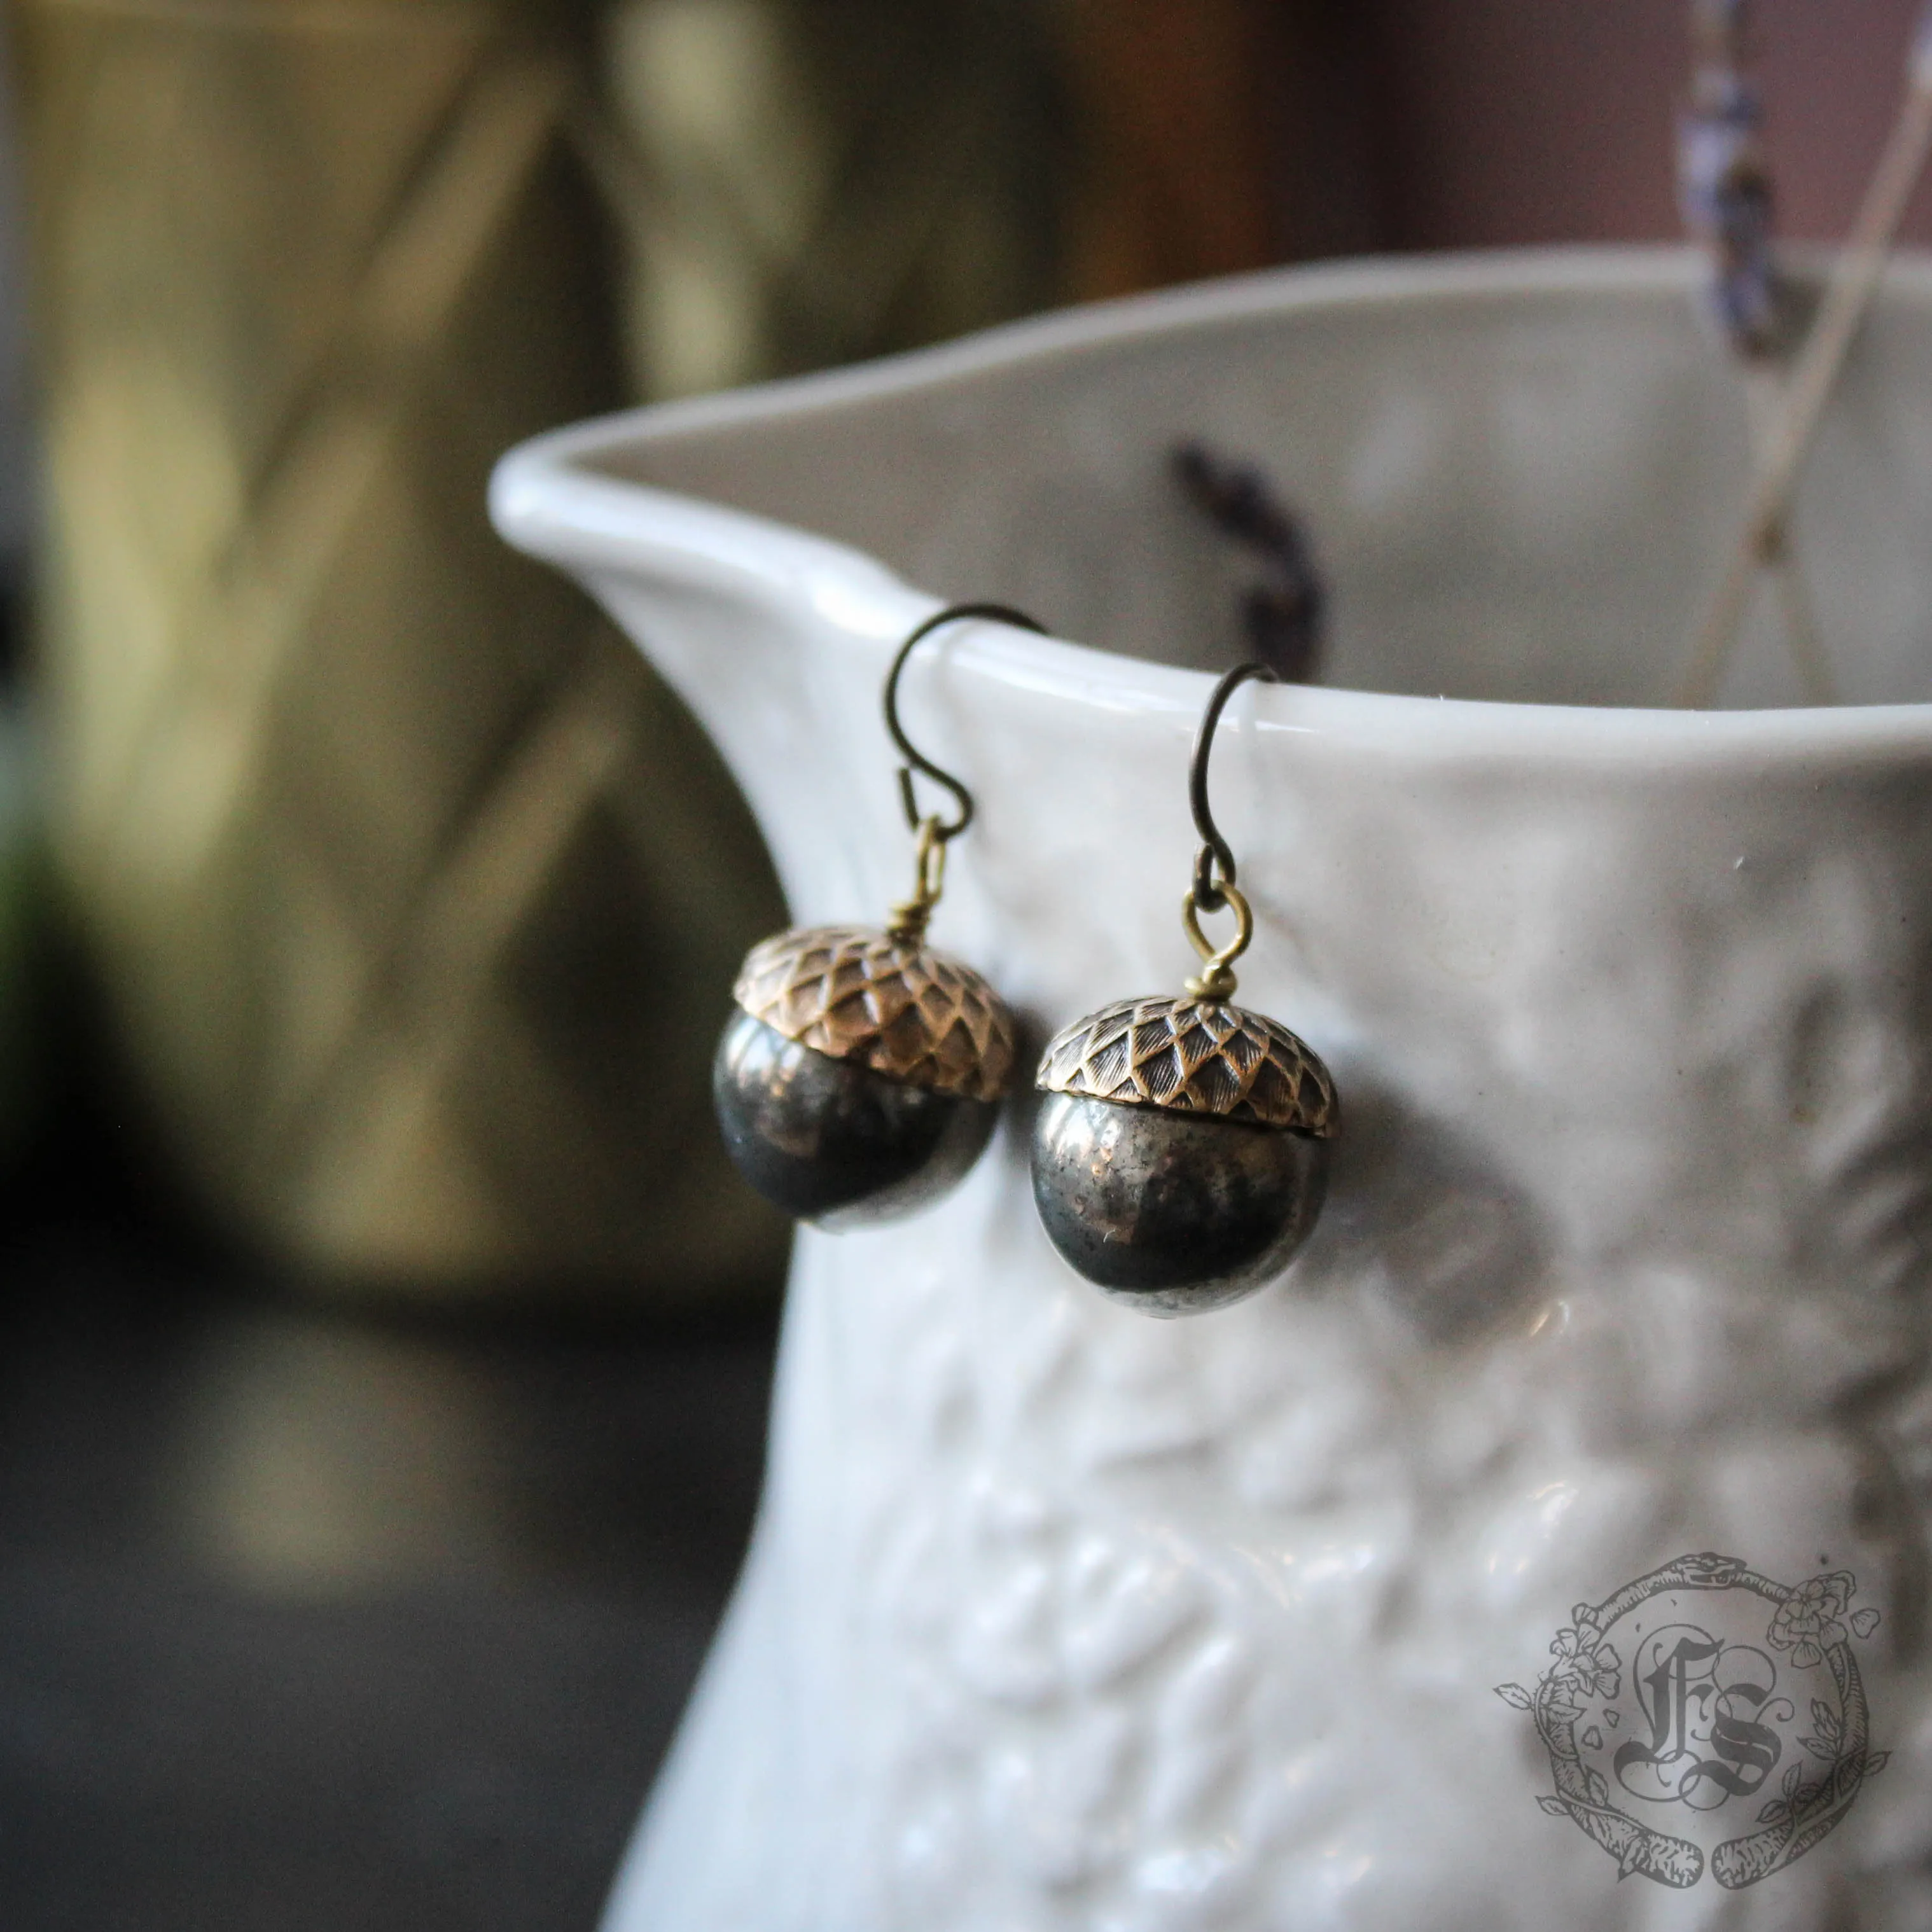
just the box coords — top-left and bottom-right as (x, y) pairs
(493, 249), (1932, 1931)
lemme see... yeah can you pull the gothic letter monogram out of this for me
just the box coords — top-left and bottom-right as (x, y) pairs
(1613, 1629), (1785, 1809)
(1496, 1555), (1887, 1889)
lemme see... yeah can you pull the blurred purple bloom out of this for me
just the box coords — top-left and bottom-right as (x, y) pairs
(1171, 439), (1326, 683)
(1680, 0), (1786, 358)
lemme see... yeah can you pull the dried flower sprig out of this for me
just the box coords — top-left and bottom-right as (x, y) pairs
(1171, 440), (1327, 683)
(1676, 3), (1932, 707)
(1676, 0), (1836, 702)
(1679, 0), (1786, 359)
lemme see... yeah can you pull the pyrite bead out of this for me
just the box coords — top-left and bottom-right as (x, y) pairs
(1031, 994), (1338, 1313)
(714, 924), (1017, 1226)
(714, 1011), (997, 1225)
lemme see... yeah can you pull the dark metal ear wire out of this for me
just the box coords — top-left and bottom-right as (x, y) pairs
(883, 602), (1046, 842)
(880, 601), (1046, 943)
(1189, 660), (1279, 914)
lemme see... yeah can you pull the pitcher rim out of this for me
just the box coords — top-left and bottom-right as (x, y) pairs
(492, 243), (1932, 771)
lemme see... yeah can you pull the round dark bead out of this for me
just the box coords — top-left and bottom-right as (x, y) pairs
(1031, 1091), (1329, 1314)
(713, 1009), (997, 1227)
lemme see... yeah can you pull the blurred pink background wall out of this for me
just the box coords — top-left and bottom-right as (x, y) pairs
(1067, 1), (1932, 305)
(1366, 0), (1932, 251)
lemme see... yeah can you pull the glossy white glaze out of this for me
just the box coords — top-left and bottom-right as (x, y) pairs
(493, 249), (1932, 1929)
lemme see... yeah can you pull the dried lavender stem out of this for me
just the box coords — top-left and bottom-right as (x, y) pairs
(1743, 365), (1838, 704)
(1675, 17), (1932, 707)
(1770, 534), (1834, 703)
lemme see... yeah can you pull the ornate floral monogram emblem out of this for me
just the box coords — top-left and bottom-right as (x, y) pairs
(1496, 1553), (1888, 1889)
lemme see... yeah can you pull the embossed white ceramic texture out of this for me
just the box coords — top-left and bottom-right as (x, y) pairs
(492, 249), (1932, 1931)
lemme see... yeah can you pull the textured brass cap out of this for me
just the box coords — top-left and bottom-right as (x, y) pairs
(733, 926), (1017, 1102)
(1035, 995), (1338, 1136)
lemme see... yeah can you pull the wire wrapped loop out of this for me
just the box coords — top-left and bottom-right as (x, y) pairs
(1181, 880), (1253, 1002)
(886, 817), (948, 943)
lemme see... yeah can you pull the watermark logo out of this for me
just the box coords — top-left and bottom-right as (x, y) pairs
(1496, 1553), (1887, 1888)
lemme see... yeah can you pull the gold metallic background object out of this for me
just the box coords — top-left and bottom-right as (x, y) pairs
(10, 0), (1287, 1306)
(15, 0), (796, 1305)
(592, 0), (1064, 399)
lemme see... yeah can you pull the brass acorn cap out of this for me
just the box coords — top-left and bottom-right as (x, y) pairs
(1035, 994), (1338, 1136)
(733, 925), (1017, 1103)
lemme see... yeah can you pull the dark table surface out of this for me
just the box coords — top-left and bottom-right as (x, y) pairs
(0, 1155), (777, 1931)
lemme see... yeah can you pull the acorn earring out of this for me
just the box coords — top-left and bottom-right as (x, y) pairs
(714, 604), (1043, 1227)
(1030, 662), (1340, 1314)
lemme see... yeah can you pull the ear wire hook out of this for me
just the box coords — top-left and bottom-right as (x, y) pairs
(1189, 660), (1279, 910)
(881, 601), (1046, 942)
(882, 602), (1047, 842)
(1183, 660), (1277, 1001)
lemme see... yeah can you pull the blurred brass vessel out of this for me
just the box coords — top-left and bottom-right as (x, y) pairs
(16, 0), (788, 1305)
